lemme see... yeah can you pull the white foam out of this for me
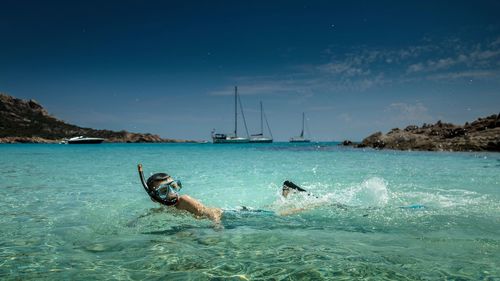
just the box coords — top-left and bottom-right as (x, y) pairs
(339, 177), (390, 207)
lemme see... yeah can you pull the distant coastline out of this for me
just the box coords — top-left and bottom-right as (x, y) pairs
(0, 93), (196, 144)
(2, 92), (499, 150)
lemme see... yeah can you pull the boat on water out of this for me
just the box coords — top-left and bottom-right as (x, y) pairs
(211, 133), (250, 143)
(250, 101), (273, 143)
(212, 86), (250, 144)
(289, 112), (311, 143)
(63, 136), (105, 144)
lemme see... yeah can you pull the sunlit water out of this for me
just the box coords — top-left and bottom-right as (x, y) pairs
(1, 143), (499, 280)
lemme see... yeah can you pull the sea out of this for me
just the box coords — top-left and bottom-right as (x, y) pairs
(0, 143), (499, 280)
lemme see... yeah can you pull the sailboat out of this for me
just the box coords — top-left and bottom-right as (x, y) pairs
(250, 101), (273, 143)
(289, 112), (311, 142)
(212, 86), (250, 143)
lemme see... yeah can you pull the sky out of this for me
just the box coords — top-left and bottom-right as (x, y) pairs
(1, 0), (500, 141)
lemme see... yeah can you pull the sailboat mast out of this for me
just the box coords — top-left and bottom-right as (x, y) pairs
(300, 112), (305, 138)
(234, 86), (238, 137)
(264, 110), (273, 139)
(238, 91), (250, 138)
(260, 101), (263, 135)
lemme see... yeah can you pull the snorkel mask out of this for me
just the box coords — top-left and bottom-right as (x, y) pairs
(156, 180), (182, 200)
(138, 164), (182, 206)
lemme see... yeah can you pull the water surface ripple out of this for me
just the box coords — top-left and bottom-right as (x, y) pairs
(0, 143), (499, 280)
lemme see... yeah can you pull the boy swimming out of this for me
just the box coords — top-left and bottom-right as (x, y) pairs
(137, 164), (311, 223)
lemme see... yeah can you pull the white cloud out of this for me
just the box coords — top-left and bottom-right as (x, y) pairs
(407, 55), (465, 73)
(407, 63), (424, 73)
(490, 37), (500, 47)
(398, 45), (436, 60)
(317, 61), (366, 77)
(469, 49), (500, 61)
(429, 70), (498, 80)
(357, 74), (387, 91)
(386, 102), (433, 124)
(208, 76), (318, 98)
(317, 49), (386, 78)
(429, 58), (457, 70)
(210, 36), (500, 99)
(405, 38), (500, 75)
(209, 82), (294, 96)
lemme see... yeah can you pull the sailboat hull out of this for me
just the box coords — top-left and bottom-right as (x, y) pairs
(289, 138), (310, 143)
(249, 137), (273, 143)
(212, 136), (250, 143)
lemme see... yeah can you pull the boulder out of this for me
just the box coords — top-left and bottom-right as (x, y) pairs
(360, 114), (500, 152)
(341, 140), (353, 146)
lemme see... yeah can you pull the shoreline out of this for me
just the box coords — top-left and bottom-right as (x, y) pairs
(2, 140), (500, 154)
(0, 137), (200, 144)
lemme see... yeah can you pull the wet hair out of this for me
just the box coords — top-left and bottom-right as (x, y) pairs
(146, 173), (170, 189)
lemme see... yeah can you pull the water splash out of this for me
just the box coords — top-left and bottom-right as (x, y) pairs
(339, 177), (389, 207)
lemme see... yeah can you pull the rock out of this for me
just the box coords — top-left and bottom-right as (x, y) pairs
(360, 114), (500, 152)
(0, 93), (196, 143)
(404, 125), (418, 131)
(341, 140), (353, 146)
(387, 128), (400, 135)
(359, 132), (386, 149)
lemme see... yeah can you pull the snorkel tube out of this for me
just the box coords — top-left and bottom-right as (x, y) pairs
(137, 164), (178, 206)
(138, 164), (152, 194)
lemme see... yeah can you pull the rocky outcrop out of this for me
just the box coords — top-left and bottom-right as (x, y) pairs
(0, 93), (195, 143)
(358, 114), (500, 152)
(340, 140), (354, 146)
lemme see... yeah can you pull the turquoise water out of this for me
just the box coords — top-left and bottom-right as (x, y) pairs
(1, 143), (499, 280)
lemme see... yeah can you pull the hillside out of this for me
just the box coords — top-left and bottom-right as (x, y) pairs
(358, 114), (500, 152)
(0, 93), (193, 143)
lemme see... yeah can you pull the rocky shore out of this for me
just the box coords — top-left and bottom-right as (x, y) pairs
(358, 114), (500, 152)
(0, 93), (195, 143)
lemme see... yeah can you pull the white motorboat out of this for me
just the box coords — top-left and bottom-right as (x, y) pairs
(64, 136), (105, 144)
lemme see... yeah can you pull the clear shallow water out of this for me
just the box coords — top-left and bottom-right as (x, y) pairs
(0, 143), (499, 280)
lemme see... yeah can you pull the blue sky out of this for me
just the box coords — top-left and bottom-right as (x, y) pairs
(1, 0), (499, 141)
